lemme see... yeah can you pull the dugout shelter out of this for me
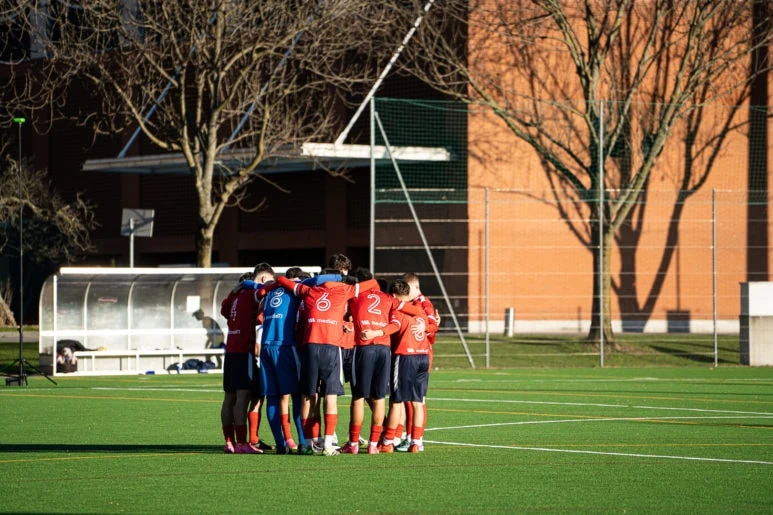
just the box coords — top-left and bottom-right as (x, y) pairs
(37, 266), (319, 376)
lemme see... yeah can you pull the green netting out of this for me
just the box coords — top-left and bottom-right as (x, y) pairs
(374, 97), (468, 203)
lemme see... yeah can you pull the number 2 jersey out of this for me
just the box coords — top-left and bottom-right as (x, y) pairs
(349, 286), (425, 346)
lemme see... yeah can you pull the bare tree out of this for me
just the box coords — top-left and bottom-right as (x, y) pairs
(0, 148), (96, 326)
(2, 1), (405, 267)
(405, 0), (772, 344)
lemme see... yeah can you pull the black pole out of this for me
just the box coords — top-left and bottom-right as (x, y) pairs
(2, 117), (57, 386)
(13, 117), (26, 385)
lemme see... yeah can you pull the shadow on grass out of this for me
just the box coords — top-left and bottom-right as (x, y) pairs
(649, 345), (734, 364)
(0, 444), (225, 454)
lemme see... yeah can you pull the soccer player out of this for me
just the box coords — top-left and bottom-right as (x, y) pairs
(307, 254), (352, 452)
(340, 268), (424, 455)
(363, 279), (437, 453)
(259, 266), (307, 454)
(247, 262), (277, 452)
(258, 262), (347, 452)
(219, 271), (263, 454)
(276, 262), (376, 456)
(396, 272), (439, 451)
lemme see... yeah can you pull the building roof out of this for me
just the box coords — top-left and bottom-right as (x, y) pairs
(82, 142), (452, 175)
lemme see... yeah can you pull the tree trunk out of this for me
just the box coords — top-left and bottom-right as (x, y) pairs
(0, 293), (17, 327)
(587, 211), (615, 346)
(196, 225), (215, 268)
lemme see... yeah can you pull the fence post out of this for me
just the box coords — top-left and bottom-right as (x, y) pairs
(598, 101), (605, 368)
(713, 188), (718, 367)
(485, 187), (490, 368)
(369, 97), (376, 272)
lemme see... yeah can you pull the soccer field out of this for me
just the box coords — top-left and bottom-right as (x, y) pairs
(1, 367), (772, 513)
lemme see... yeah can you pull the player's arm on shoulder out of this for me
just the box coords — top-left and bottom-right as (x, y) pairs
(276, 275), (308, 296)
(417, 295), (435, 316)
(416, 295), (439, 331)
(258, 281), (279, 298)
(343, 277), (378, 299)
(397, 300), (424, 316)
(303, 273), (342, 286)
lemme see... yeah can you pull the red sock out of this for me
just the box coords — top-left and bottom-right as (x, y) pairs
(405, 403), (414, 437)
(312, 416), (321, 439)
(412, 425), (425, 440)
(382, 426), (396, 443)
(281, 414), (293, 442)
(222, 424), (235, 443)
(324, 414), (338, 436)
(235, 425), (248, 444)
(248, 412), (259, 444)
(395, 423), (405, 439)
(349, 423), (362, 443)
(369, 425), (383, 444)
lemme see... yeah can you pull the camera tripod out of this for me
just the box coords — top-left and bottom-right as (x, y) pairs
(0, 328), (57, 386)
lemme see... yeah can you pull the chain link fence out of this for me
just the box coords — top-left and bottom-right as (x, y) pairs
(368, 98), (771, 368)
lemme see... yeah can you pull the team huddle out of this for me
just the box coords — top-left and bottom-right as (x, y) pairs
(219, 254), (438, 456)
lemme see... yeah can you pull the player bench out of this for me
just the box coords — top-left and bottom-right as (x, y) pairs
(72, 348), (225, 375)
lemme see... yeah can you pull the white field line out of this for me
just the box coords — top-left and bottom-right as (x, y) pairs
(9, 386), (773, 465)
(425, 415), (773, 432)
(92, 387), (220, 393)
(8, 389), (773, 419)
(425, 394), (773, 466)
(429, 396), (773, 416)
(421, 440), (773, 466)
(443, 377), (773, 383)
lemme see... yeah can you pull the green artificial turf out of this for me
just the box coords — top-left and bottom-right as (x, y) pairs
(1, 368), (771, 513)
(431, 332), (741, 369)
(0, 331), (742, 372)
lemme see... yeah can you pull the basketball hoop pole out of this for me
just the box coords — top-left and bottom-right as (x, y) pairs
(14, 117), (26, 384)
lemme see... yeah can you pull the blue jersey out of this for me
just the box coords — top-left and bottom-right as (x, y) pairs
(261, 286), (301, 346)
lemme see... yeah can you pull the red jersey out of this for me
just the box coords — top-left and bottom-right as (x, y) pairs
(342, 319), (355, 350)
(413, 295), (438, 345)
(389, 309), (436, 356)
(220, 287), (261, 353)
(349, 288), (396, 346)
(349, 288), (424, 346)
(277, 276), (377, 347)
